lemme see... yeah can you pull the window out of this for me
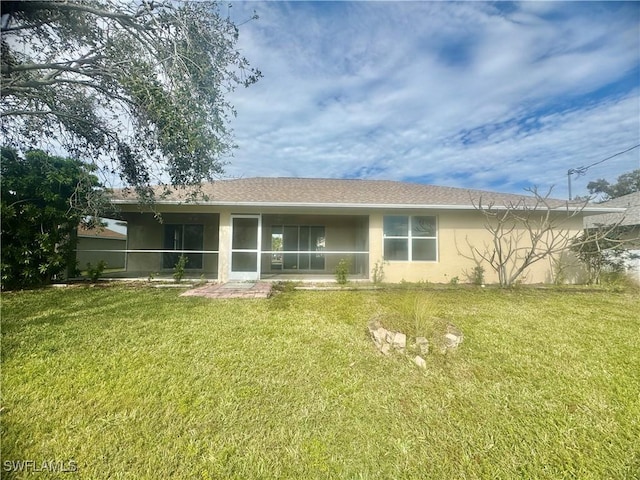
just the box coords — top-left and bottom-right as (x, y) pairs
(163, 224), (204, 269)
(271, 225), (325, 270)
(383, 216), (437, 261)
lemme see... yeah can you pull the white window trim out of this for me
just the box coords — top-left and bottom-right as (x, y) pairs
(383, 215), (438, 262)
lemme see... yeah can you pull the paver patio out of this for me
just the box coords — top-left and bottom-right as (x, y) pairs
(180, 282), (272, 299)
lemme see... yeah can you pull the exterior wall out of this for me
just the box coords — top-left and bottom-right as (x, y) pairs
(118, 204), (587, 284)
(76, 237), (126, 269)
(218, 211), (231, 283)
(370, 209), (585, 284)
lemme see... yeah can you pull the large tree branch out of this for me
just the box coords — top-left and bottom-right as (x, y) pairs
(1, 0), (261, 193)
(2, 54), (105, 73)
(2, 77), (131, 105)
(1, 1), (150, 30)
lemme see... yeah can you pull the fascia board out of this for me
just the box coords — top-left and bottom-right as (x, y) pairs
(111, 199), (627, 214)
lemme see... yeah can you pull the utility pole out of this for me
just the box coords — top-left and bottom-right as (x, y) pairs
(567, 167), (585, 200)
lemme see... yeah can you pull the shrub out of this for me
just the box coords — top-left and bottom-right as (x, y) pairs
(600, 271), (640, 292)
(0, 148), (106, 289)
(86, 261), (107, 283)
(472, 266), (485, 285)
(371, 260), (385, 284)
(335, 258), (351, 285)
(173, 255), (188, 283)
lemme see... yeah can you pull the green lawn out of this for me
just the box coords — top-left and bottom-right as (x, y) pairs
(1, 285), (639, 479)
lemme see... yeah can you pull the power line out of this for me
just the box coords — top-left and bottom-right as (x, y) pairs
(569, 143), (640, 177)
(567, 143), (640, 199)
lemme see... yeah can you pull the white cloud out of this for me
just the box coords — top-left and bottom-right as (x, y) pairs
(226, 1), (640, 199)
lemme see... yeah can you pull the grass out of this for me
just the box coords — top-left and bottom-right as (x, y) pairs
(1, 284), (639, 479)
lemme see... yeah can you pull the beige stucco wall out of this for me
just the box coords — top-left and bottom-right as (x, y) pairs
(118, 204), (586, 284)
(218, 211), (231, 282)
(369, 209), (585, 284)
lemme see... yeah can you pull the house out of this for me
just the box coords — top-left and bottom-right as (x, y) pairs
(76, 224), (127, 270)
(584, 191), (640, 281)
(111, 177), (621, 284)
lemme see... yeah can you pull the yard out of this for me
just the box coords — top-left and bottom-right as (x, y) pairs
(1, 284), (639, 479)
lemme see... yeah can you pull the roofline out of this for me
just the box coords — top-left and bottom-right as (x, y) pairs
(77, 234), (127, 239)
(111, 199), (626, 214)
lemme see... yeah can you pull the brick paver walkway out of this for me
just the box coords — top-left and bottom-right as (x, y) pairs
(180, 282), (272, 299)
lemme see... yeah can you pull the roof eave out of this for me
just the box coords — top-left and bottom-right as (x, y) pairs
(111, 199), (500, 210)
(112, 199), (627, 213)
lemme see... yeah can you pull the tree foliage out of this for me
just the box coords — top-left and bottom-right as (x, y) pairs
(587, 169), (640, 201)
(1, 0), (261, 194)
(1, 148), (106, 289)
(570, 226), (638, 285)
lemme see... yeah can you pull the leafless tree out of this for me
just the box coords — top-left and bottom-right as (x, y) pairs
(461, 187), (619, 287)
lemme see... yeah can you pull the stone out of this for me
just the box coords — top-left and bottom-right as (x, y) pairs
(385, 331), (395, 344)
(367, 317), (412, 356)
(443, 323), (464, 349)
(392, 332), (407, 350)
(415, 336), (429, 355)
(413, 355), (427, 368)
(446, 323), (463, 338)
(368, 318), (382, 331)
(444, 332), (462, 348)
(372, 327), (387, 346)
(368, 319), (388, 347)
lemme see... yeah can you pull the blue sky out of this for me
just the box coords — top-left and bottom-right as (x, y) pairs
(225, 1), (639, 198)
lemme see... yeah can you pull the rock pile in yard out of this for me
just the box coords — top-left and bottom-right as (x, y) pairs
(368, 318), (404, 355)
(367, 317), (463, 369)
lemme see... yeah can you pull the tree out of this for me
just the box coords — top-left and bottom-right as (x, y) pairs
(461, 188), (597, 287)
(1, 148), (107, 289)
(1, 1), (261, 195)
(570, 225), (637, 284)
(587, 169), (640, 201)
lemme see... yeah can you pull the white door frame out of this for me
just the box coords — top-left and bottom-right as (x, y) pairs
(229, 214), (261, 281)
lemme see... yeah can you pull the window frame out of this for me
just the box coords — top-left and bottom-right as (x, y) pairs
(162, 224), (205, 270)
(383, 215), (438, 262)
(270, 224), (326, 271)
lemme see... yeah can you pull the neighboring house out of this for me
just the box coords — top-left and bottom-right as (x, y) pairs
(111, 177), (621, 284)
(584, 191), (640, 281)
(76, 225), (127, 270)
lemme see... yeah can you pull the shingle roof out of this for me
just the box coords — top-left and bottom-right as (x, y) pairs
(194, 178), (538, 206)
(113, 177), (615, 214)
(584, 192), (640, 228)
(112, 177), (614, 212)
(78, 225), (127, 240)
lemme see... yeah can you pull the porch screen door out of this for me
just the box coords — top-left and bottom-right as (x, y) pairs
(230, 216), (260, 281)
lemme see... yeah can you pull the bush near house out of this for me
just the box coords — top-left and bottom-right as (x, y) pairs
(0, 148), (106, 289)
